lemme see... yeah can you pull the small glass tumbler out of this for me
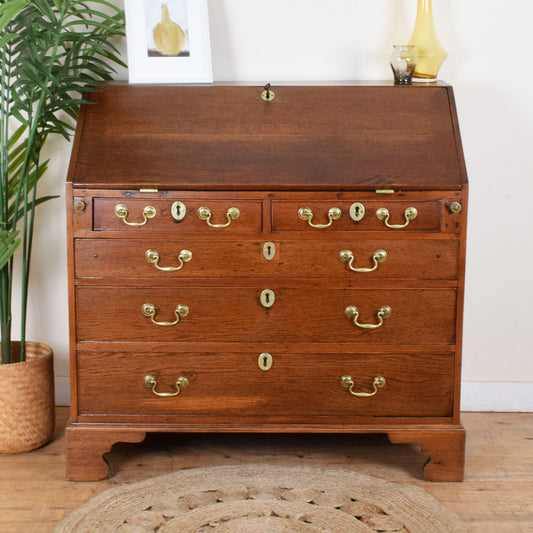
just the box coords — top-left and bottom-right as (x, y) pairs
(390, 45), (417, 85)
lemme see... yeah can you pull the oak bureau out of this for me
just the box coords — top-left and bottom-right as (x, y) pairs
(66, 82), (468, 481)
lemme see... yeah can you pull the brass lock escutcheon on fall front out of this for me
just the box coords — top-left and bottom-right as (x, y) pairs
(261, 83), (275, 102)
(143, 375), (189, 397)
(197, 206), (240, 228)
(114, 204), (156, 226)
(344, 305), (392, 329)
(376, 207), (417, 229)
(142, 303), (189, 326)
(340, 375), (386, 397)
(145, 249), (192, 272)
(298, 206), (341, 228)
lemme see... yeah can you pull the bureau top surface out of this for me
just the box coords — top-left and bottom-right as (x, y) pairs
(68, 82), (467, 191)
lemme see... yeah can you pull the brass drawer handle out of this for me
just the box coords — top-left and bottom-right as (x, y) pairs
(197, 206), (240, 228)
(298, 206), (341, 228)
(340, 375), (386, 397)
(143, 375), (189, 397)
(142, 303), (189, 326)
(114, 204), (156, 226)
(345, 305), (392, 329)
(145, 249), (192, 272)
(339, 249), (387, 273)
(376, 207), (417, 229)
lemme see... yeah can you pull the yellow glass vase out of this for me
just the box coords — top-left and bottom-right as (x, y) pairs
(409, 0), (447, 82)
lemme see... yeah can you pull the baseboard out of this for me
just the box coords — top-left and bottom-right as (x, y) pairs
(461, 381), (533, 412)
(55, 377), (533, 411)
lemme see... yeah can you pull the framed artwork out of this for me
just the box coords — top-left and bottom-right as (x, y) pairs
(125, 0), (212, 84)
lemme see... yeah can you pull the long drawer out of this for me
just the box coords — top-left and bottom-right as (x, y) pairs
(74, 238), (459, 280)
(76, 351), (454, 417)
(76, 287), (457, 344)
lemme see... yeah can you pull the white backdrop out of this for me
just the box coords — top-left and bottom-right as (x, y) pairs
(21, 0), (533, 409)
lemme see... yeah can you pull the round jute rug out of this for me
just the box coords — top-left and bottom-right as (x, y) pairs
(55, 464), (466, 532)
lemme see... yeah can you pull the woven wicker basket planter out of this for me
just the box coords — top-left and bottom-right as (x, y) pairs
(0, 342), (55, 454)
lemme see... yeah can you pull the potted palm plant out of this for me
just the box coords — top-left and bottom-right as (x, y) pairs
(0, 0), (125, 453)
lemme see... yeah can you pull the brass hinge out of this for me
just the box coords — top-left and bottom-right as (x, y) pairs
(139, 188), (158, 193)
(375, 189), (395, 194)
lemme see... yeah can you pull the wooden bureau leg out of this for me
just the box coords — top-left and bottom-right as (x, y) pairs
(388, 426), (466, 482)
(65, 425), (146, 481)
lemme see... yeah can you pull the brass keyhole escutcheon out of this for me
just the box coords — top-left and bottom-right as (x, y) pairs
(349, 202), (365, 222)
(263, 242), (276, 260)
(171, 201), (187, 221)
(258, 352), (273, 371)
(260, 289), (275, 308)
(261, 83), (275, 102)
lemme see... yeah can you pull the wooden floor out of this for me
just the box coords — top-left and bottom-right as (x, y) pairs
(0, 409), (531, 532)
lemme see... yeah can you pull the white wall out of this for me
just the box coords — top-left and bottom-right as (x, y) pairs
(19, 0), (533, 410)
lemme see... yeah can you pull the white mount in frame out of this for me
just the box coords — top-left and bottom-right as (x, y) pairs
(125, 0), (212, 84)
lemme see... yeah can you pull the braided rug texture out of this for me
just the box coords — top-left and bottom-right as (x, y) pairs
(56, 464), (466, 532)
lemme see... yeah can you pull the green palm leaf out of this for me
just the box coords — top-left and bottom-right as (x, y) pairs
(1, 0), (125, 363)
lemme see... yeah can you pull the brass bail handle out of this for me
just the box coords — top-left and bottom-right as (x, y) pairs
(114, 204), (156, 226)
(145, 249), (192, 272)
(339, 249), (387, 273)
(143, 375), (189, 397)
(376, 207), (417, 229)
(197, 206), (240, 228)
(340, 375), (386, 397)
(298, 206), (341, 228)
(142, 303), (189, 326)
(345, 305), (392, 329)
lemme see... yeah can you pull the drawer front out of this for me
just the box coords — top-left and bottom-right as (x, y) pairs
(272, 200), (443, 232)
(76, 351), (453, 417)
(75, 238), (459, 280)
(76, 287), (456, 344)
(92, 198), (263, 232)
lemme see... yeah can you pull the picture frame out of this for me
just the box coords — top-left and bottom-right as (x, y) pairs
(124, 0), (212, 84)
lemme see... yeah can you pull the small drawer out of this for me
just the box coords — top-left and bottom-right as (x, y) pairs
(92, 198), (263, 232)
(76, 286), (457, 345)
(272, 200), (443, 232)
(74, 238), (459, 280)
(76, 351), (453, 418)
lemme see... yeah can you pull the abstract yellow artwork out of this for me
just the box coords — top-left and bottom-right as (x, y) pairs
(153, 3), (186, 56)
(125, 0), (212, 83)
